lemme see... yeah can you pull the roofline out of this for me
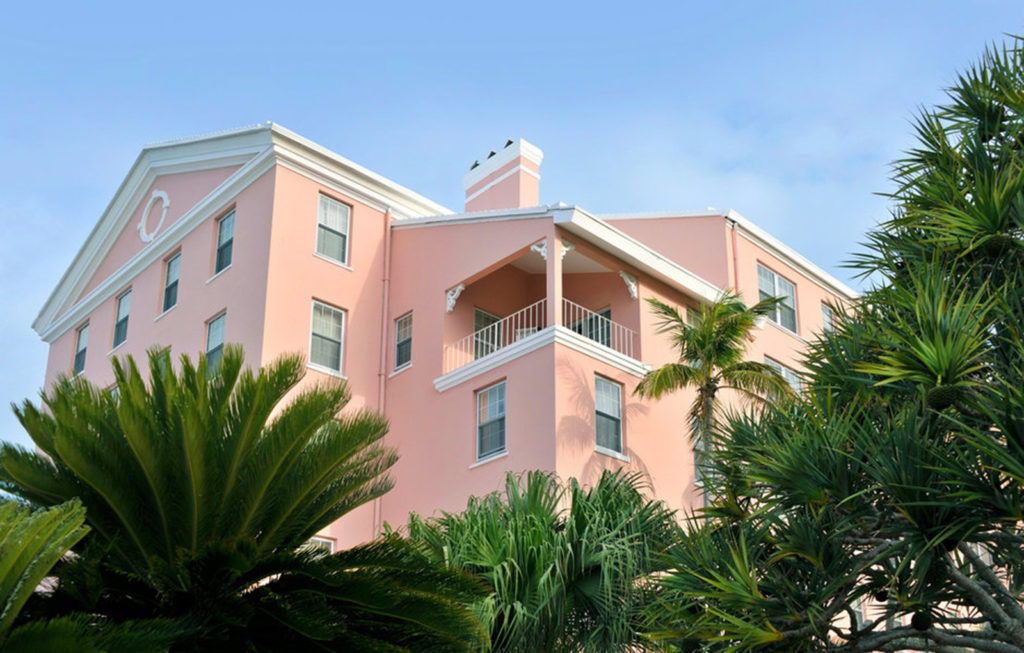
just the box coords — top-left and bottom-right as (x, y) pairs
(601, 209), (859, 299)
(33, 123), (454, 340)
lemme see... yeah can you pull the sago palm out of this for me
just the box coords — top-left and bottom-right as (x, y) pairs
(634, 292), (794, 488)
(0, 348), (485, 652)
(404, 470), (679, 652)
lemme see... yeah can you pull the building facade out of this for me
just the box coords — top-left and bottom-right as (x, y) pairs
(33, 123), (855, 549)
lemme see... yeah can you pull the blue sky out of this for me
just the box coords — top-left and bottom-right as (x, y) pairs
(1, 1), (1021, 447)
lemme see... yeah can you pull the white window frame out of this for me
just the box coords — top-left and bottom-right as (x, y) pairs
(315, 194), (352, 266)
(112, 289), (132, 349)
(307, 536), (335, 553)
(595, 376), (624, 455)
(757, 263), (798, 333)
(394, 312), (413, 370)
(821, 302), (834, 332)
(163, 251), (181, 313)
(476, 380), (507, 462)
(309, 300), (346, 376)
(214, 210), (235, 274)
(765, 356), (802, 393)
(205, 312), (227, 372)
(73, 323), (89, 375)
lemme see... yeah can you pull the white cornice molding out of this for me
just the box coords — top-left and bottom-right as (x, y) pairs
(433, 325), (648, 392)
(37, 148), (277, 343)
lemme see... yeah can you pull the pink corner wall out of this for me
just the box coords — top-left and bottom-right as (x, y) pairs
(608, 216), (731, 289)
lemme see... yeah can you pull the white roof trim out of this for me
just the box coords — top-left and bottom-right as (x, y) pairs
(553, 207), (724, 304)
(34, 123), (455, 341)
(601, 209), (858, 299)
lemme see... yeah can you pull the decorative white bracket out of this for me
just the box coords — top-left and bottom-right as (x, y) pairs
(619, 271), (638, 300)
(446, 283), (466, 313)
(530, 240), (548, 260)
(137, 190), (170, 243)
(561, 241), (575, 259)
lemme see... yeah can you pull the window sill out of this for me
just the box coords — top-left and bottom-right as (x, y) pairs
(154, 305), (178, 322)
(389, 363), (412, 378)
(595, 446), (630, 462)
(759, 317), (806, 343)
(107, 342), (127, 357)
(469, 450), (508, 469)
(206, 265), (232, 285)
(306, 362), (347, 379)
(313, 253), (353, 271)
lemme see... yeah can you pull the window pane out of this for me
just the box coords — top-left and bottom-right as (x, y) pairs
(207, 315), (226, 352)
(595, 378), (621, 418)
(478, 383), (506, 423)
(780, 304), (797, 332)
(312, 303), (344, 340)
(822, 304), (834, 332)
(311, 334), (342, 371)
(216, 241), (232, 272)
(163, 281), (178, 312)
(777, 277), (796, 307)
(166, 254), (181, 284)
(596, 414), (621, 452)
(218, 212), (235, 246)
(395, 314), (413, 368)
(478, 419), (505, 458)
(116, 291), (132, 320)
(757, 265), (774, 295)
(316, 226), (347, 262)
(318, 196), (350, 234)
(76, 324), (89, 353)
(113, 319), (128, 347)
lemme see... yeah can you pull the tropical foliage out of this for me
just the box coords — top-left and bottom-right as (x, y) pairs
(404, 470), (679, 652)
(1, 348), (485, 652)
(635, 292), (794, 490)
(646, 38), (1024, 652)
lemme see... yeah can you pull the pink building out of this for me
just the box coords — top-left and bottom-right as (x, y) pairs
(33, 123), (855, 550)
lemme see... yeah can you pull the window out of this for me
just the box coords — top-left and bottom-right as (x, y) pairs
(206, 314), (226, 373)
(765, 357), (802, 393)
(73, 323), (89, 375)
(215, 210), (235, 273)
(163, 252), (181, 312)
(821, 302), (834, 332)
(757, 264), (797, 332)
(595, 376), (623, 453)
(306, 536), (335, 553)
(113, 290), (131, 348)
(316, 195), (351, 265)
(474, 309), (501, 359)
(310, 301), (345, 373)
(395, 313), (412, 369)
(476, 381), (506, 460)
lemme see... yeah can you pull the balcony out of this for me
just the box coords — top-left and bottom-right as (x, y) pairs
(442, 298), (638, 375)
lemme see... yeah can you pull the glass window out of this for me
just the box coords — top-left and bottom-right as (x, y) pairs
(73, 323), (89, 375)
(821, 303), (834, 332)
(113, 290), (131, 347)
(395, 313), (412, 369)
(595, 377), (623, 453)
(316, 195), (351, 265)
(477, 382), (506, 460)
(765, 357), (802, 393)
(757, 264), (797, 332)
(215, 211), (235, 273)
(163, 252), (181, 312)
(311, 301), (345, 373)
(306, 536), (335, 553)
(206, 314), (226, 373)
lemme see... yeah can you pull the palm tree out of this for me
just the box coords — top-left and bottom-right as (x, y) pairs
(634, 292), (794, 493)
(404, 470), (679, 652)
(1, 347), (485, 652)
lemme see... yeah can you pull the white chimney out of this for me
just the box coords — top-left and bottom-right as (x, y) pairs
(462, 138), (544, 212)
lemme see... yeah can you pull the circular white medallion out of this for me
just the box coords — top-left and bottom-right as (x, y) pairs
(137, 190), (170, 243)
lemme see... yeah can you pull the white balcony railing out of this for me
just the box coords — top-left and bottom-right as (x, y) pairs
(443, 299), (547, 373)
(562, 298), (637, 359)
